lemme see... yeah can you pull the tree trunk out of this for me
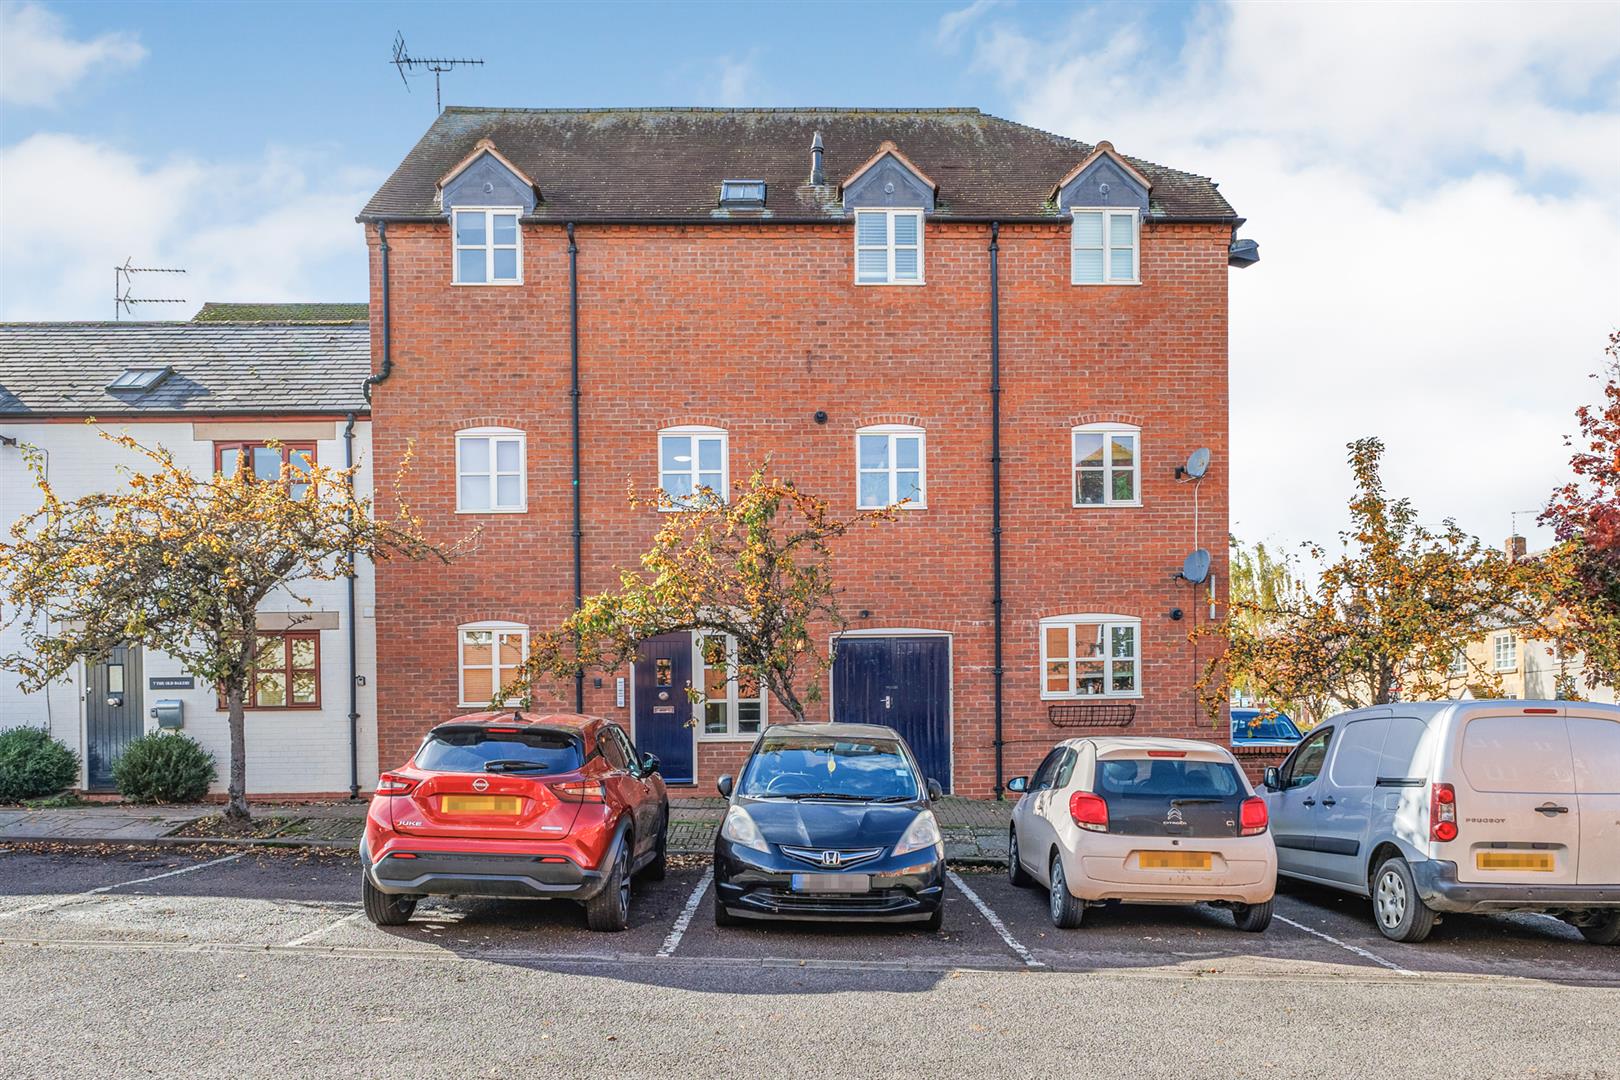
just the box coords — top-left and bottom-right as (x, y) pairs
(770, 674), (808, 723)
(225, 686), (250, 821)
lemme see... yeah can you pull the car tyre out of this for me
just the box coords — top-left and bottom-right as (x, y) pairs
(1232, 899), (1273, 933)
(1007, 828), (1032, 888)
(1049, 854), (1084, 929)
(641, 804), (669, 882)
(1575, 911), (1620, 946)
(361, 874), (416, 927)
(714, 898), (741, 927)
(585, 834), (632, 933)
(1371, 856), (1436, 943)
(921, 902), (944, 933)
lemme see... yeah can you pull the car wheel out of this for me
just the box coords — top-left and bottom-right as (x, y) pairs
(1371, 856), (1436, 943)
(714, 898), (741, 927)
(361, 874), (416, 927)
(1048, 854), (1084, 929)
(1007, 828), (1032, 888)
(585, 834), (632, 933)
(1575, 911), (1620, 946)
(1232, 899), (1274, 933)
(641, 804), (669, 882)
(921, 901), (944, 933)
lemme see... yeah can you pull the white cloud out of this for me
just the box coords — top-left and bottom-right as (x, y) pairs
(712, 52), (762, 107)
(0, 133), (378, 320)
(936, 0), (1002, 49)
(956, 1), (1620, 555)
(0, 2), (146, 107)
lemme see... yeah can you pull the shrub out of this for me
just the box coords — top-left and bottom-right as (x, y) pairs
(113, 733), (216, 804)
(0, 726), (80, 803)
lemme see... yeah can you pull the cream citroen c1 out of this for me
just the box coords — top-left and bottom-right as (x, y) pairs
(1007, 736), (1278, 931)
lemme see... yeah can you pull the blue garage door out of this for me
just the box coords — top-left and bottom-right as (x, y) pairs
(832, 636), (951, 792)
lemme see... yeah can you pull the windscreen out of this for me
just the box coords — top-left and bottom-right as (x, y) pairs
(738, 737), (919, 800)
(1233, 711), (1301, 740)
(416, 727), (583, 774)
(1094, 756), (1247, 837)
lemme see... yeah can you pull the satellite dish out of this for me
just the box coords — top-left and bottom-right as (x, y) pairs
(1183, 448), (1211, 481)
(1181, 548), (1212, 585)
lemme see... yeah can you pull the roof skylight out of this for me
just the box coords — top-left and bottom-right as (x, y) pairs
(107, 367), (171, 391)
(719, 180), (766, 208)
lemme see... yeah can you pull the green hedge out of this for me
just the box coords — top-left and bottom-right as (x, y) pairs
(0, 727), (80, 803)
(113, 733), (217, 804)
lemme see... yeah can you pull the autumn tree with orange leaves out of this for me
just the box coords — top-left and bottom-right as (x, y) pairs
(1199, 438), (1563, 720)
(508, 463), (899, 723)
(0, 433), (470, 819)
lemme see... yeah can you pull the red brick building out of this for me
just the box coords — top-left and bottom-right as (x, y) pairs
(359, 108), (1257, 797)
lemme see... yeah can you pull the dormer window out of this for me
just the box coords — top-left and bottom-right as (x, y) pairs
(107, 366), (170, 391)
(452, 207), (521, 285)
(719, 180), (765, 208)
(1071, 208), (1139, 286)
(854, 209), (924, 285)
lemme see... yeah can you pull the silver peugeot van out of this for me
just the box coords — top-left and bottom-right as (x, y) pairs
(1260, 700), (1620, 944)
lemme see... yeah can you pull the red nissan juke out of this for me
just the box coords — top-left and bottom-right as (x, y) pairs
(361, 711), (670, 932)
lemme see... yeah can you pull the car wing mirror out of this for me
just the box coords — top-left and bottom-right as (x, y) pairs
(1263, 766), (1281, 791)
(716, 774), (734, 799)
(926, 778), (944, 801)
(641, 753), (660, 776)
(1005, 775), (1029, 794)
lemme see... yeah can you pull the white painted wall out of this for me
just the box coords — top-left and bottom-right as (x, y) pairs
(0, 418), (379, 795)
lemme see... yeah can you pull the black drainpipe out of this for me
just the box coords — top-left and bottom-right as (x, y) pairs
(350, 220), (394, 797)
(567, 223), (585, 712)
(989, 222), (1005, 798)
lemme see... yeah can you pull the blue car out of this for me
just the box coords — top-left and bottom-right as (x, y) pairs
(1230, 707), (1303, 749)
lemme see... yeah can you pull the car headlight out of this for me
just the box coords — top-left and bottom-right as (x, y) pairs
(892, 810), (943, 858)
(720, 805), (769, 853)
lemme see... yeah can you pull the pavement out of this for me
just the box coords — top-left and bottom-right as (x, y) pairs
(0, 843), (1615, 1078)
(0, 796), (1014, 859)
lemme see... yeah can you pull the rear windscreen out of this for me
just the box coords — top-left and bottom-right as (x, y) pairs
(415, 728), (583, 774)
(1461, 716), (1574, 793)
(1094, 757), (1246, 837)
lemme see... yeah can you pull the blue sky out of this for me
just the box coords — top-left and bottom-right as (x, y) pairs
(2, 0), (1617, 555)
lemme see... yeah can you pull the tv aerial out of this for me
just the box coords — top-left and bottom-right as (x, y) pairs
(391, 32), (484, 113)
(113, 258), (187, 321)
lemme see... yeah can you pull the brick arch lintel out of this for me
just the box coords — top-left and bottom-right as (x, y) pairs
(657, 415), (731, 431)
(451, 416), (528, 433)
(1066, 412), (1145, 429)
(851, 413), (927, 431)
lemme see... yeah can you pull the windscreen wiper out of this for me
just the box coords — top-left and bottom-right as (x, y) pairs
(482, 760), (549, 773)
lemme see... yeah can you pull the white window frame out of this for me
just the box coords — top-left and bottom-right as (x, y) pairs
(1071, 207), (1140, 286)
(451, 206), (523, 286)
(1493, 632), (1518, 672)
(1040, 614), (1143, 700)
(455, 427), (527, 514)
(657, 426), (729, 510)
(855, 425), (927, 510)
(457, 621), (529, 708)
(693, 632), (767, 740)
(853, 208), (925, 286)
(1072, 423), (1141, 507)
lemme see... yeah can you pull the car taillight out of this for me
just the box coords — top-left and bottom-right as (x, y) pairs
(376, 773), (417, 796)
(1239, 796), (1268, 836)
(551, 780), (606, 803)
(1431, 782), (1458, 841)
(1069, 791), (1108, 833)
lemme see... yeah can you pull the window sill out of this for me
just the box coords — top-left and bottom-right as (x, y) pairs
(1069, 280), (1141, 287)
(216, 705), (323, 712)
(456, 506), (528, 515)
(1072, 501), (1143, 509)
(859, 503), (927, 511)
(854, 279), (927, 287)
(451, 280), (524, 287)
(1039, 691), (1144, 702)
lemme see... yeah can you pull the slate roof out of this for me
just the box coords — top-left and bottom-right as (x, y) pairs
(361, 107), (1237, 223)
(0, 322), (371, 418)
(192, 302), (368, 324)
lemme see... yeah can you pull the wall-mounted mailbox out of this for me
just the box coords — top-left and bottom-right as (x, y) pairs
(151, 699), (184, 729)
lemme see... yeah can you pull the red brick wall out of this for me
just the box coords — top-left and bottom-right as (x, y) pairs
(367, 219), (1231, 795)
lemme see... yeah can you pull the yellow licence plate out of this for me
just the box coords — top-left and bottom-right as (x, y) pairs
(1139, 851), (1213, 871)
(1477, 851), (1554, 872)
(441, 795), (522, 815)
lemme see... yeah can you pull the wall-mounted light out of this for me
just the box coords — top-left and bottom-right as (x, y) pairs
(814, 410), (828, 425)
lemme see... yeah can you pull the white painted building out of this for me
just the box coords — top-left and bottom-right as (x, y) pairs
(0, 316), (380, 796)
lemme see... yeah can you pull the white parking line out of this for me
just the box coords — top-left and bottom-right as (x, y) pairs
(0, 852), (245, 920)
(1273, 913), (1417, 977)
(656, 869), (712, 958)
(947, 870), (1045, 969)
(283, 909), (366, 948)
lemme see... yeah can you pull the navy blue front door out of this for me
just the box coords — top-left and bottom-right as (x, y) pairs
(833, 636), (952, 792)
(634, 633), (694, 784)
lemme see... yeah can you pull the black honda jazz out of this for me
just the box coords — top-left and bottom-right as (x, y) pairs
(713, 723), (946, 930)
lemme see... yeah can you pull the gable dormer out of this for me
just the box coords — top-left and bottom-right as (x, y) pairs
(841, 141), (937, 211)
(437, 138), (541, 216)
(1052, 140), (1150, 214)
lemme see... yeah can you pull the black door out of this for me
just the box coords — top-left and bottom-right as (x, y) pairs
(634, 633), (694, 784)
(86, 645), (143, 791)
(833, 636), (951, 792)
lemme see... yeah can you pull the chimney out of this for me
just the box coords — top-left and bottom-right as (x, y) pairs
(810, 131), (824, 186)
(1505, 535), (1527, 561)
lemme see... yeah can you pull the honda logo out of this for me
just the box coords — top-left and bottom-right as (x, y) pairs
(819, 850), (842, 868)
(472, 777), (489, 792)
